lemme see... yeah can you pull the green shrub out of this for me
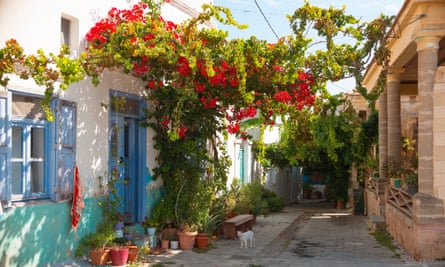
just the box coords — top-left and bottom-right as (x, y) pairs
(262, 188), (284, 212)
(266, 195), (285, 212)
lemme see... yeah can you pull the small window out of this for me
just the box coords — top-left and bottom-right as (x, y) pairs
(11, 94), (48, 200)
(11, 118), (48, 200)
(61, 17), (71, 47)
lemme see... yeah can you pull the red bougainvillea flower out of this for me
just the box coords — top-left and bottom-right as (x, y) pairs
(147, 80), (156, 89)
(194, 82), (205, 93)
(83, 3), (317, 142)
(273, 91), (292, 104)
(177, 56), (192, 76)
(178, 125), (187, 138)
(133, 62), (149, 75)
(227, 123), (240, 134)
(200, 96), (218, 109)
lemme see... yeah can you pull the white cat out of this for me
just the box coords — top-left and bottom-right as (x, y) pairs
(237, 230), (255, 248)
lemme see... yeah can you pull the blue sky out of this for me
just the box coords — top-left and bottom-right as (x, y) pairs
(212, 0), (405, 93)
(213, 0), (404, 42)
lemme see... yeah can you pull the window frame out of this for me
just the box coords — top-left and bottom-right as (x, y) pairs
(60, 14), (79, 57)
(10, 120), (49, 201)
(0, 92), (77, 206)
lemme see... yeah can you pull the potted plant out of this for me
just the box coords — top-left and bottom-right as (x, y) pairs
(110, 237), (129, 266)
(196, 213), (219, 249)
(177, 223), (198, 250)
(168, 234), (179, 250)
(382, 157), (402, 188)
(405, 172), (418, 195)
(141, 216), (159, 236)
(75, 173), (122, 264)
(161, 222), (177, 249)
(127, 244), (139, 263)
(76, 231), (113, 266)
(303, 181), (313, 199)
(160, 230), (171, 249)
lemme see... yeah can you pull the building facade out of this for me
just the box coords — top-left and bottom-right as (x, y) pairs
(363, 0), (445, 260)
(0, 0), (211, 265)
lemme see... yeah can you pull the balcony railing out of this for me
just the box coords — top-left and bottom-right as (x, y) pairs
(387, 185), (413, 218)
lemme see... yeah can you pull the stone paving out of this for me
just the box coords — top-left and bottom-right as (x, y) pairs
(52, 201), (445, 267)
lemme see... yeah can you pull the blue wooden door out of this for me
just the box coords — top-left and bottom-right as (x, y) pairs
(123, 118), (137, 222)
(110, 115), (138, 220)
(109, 95), (145, 223)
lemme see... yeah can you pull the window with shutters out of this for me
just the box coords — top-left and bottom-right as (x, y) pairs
(0, 93), (76, 204)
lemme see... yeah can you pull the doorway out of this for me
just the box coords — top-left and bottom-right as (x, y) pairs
(109, 92), (146, 223)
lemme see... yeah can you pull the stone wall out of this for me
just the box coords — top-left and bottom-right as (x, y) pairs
(386, 193), (445, 260)
(386, 204), (415, 256)
(364, 188), (381, 217)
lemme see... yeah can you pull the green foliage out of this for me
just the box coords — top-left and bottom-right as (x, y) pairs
(236, 181), (269, 216)
(0, 2), (393, 246)
(352, 111), (379, 182)
(197, 212), (220, 234)
(76, 173), (123, 257)
(233, 181), (285, 215)
(371, 230), (400, 258)
(288, 1), (393, 107)
(263, 143), (290, 169)
(382, 157), (402, 178)
(75, 225), (114, 256)
(405, 172), (418, 186)
(262, 189), (285, 212)
(151, 197), (175, 227)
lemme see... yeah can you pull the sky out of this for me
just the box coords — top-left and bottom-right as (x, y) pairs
(211, 0), (405, 94)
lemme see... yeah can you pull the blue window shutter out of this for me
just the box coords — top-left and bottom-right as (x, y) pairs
(0, 96), (10, 202)
(51, 99), (76, 201)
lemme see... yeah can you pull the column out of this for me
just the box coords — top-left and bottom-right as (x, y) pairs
(433, 66), (445, 198)
(378, 88), (388, 179)
(387, 68), (404, 164)
(416, 36), (440, 195)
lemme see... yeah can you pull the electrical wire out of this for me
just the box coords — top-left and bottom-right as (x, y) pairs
(253, 0), (280, 41)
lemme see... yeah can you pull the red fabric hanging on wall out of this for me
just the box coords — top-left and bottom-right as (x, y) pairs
(71, 166), (84, 230)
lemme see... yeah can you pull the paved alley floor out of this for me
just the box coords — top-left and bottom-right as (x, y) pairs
(52, 201), (445, 267)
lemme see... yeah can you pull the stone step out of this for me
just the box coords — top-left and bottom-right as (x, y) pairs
(369, 215), (385, 232)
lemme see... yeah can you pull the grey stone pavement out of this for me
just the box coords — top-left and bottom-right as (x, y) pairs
(53, 200), (445, 267)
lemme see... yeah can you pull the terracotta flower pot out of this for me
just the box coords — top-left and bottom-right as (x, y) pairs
(89, 248), (110, 266)
(127, 245), (139, 262)
(195, 234), (210, 249)
(303, 189), (312, 199)
(161, 239), (169, 249)
(110, 247), (129, 266)
(336, 199), (345, 209)
(177, 231), (197, 250)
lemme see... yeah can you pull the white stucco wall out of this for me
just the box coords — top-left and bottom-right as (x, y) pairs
(0, 0), (212, 195)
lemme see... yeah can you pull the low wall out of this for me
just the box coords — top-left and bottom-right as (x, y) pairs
(0, 197), (102, 266)
(387, 193), (445, 260)
(386, 204), (415, 255)
(364, 188), (381, 216)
